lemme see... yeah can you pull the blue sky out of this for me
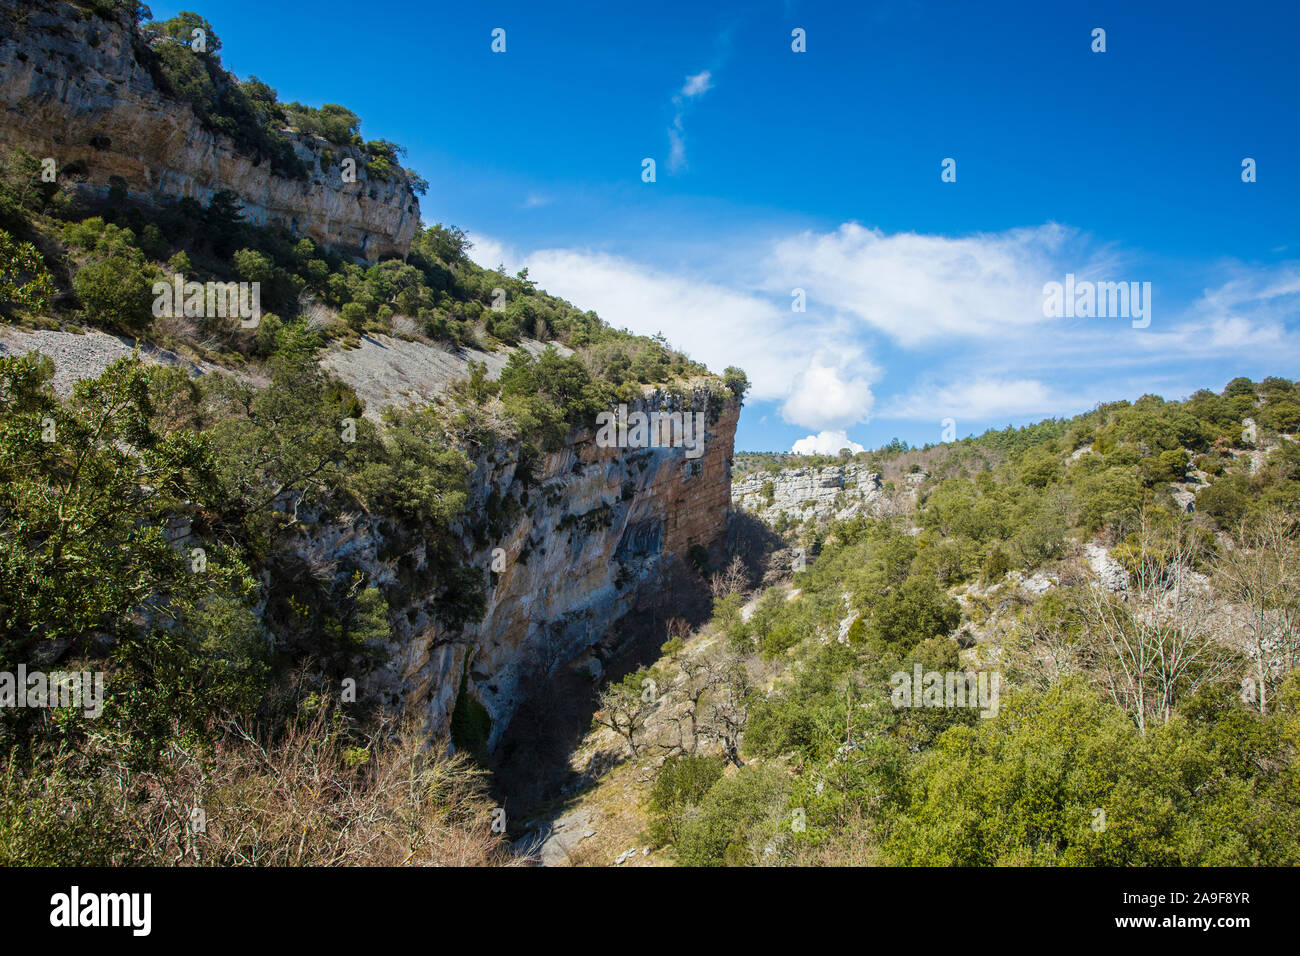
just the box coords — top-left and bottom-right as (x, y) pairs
(153, 0), (1300, 452)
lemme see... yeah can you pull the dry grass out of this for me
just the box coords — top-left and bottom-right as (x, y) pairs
(121, 708), (518, 866)
(4, 702), (520, 867)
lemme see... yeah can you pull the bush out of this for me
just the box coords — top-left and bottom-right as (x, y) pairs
(980, 546), (1011, 582)
(675, 764), (788, 866)
(648, 755), (726, 846)
(341, 301), (367, 331)
(1196, 474), (1251, 528)
(0, 229), (56, 314)
(864, 575), (961, 652)
(1077, 467), (1142, 532)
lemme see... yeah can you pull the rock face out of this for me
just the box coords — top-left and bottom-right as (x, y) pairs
(320, 334), (572, 419)
(1086, 542), (1129, 593)
(293, 389), (737, 749)
(2, 304), (736, 758)
(0, 0), (418, 259)
(732, 464), (884, 523)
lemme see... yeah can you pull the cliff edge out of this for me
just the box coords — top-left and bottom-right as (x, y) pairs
(0, 0), (419, 259)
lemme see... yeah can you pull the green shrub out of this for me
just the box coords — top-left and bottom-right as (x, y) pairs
(341, 301), (367, 331)
(865, 575), (961, 652)
(675, 764), (788, 866)
(648, 755), (726, 846)
(72, 253), (155, 335)
(0, 228), (56, 314)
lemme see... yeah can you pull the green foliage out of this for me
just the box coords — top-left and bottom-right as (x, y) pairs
(450, 679), (493, 760)
(1008, 503), (1068, 570)
(1141, 448), (1191, 486)
(1196, 473), (1251, 527)
(0, 148), (65, 233)
(64, 218), (157, 335)
(283, 102), (361, 144)
(1076, 466), (1143, 532)
(647, 754), (726, 846)
(498, 346), (611, 452)
(351, 406), (471, 525)
(232, 247), (273, 283)
(1017, 445), (1060, 488)
(0, 353), (263, 762)
(0, 229), (56, 315)
(674, 764), (789, 866)
(341, 301), (367, 331)
(884, 679), (1300, 865)
(447, 655), (491, 759)
(980, 546), (1011, 582)
(863, 576), (961, 653)
(723, 366), (750, 403)
(203, 346), (360, 541)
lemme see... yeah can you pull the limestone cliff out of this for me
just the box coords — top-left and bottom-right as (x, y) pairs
(0, 0), (418, 259)
(293, 389), (737, 749)
(732, 464), (884, 523)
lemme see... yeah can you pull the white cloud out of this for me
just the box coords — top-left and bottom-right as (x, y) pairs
(780, 360), (874, 429)
(1197, 262), (1300, 323)
(464, 234), (521, 274)
(765, 222), (1106, 347)
(681, 70), (713, 97)
(791, 430), (865, 456)
(1176, 262), (1300, 350)
(668, 69), (716, 172)
(463, 225), (1300, 438)
(1115, 264), (1300, 361)
(668, 120), (687, 172)
(882, 377), (1073, 421)
(1207, 315), (1283, 348)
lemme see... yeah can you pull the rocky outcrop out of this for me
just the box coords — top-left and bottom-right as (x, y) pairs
(3, 316), (736, 755)
(292, 388), (737, 749)
(0, 0), (418, 259)
(320, 334), (572, 419)
(732, 464), (884, 523)
(1085, 542), (1129, 593)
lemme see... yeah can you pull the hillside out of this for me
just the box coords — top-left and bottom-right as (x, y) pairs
(527, 386), (1300, 865)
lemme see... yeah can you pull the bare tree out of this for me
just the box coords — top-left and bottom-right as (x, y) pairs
(701, 653), (752, 766)
(1215, 510), (1300, 714)
(658, 638), (707, 755)
(709, 554), (749, 600)
(593, 676), (656, 757)
(1081, 519), (1233, 734)
(1004, 607), (1085, 691)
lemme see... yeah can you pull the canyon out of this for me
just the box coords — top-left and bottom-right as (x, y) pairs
(1, 321), (740, 781)
(0, 0), (745, 829)
(329, 387), (738, 754)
